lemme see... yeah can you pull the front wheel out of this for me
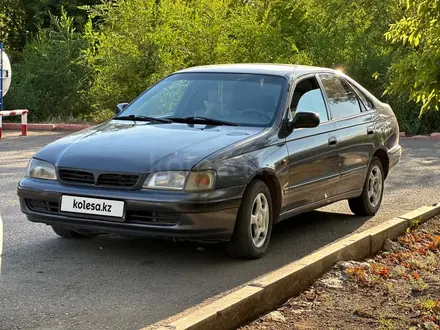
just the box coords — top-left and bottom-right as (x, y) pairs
(348, 157), (385, 216)
(226, 180), (273, 259)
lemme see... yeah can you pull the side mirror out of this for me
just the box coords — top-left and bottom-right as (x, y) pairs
(289, 111), (320, 129)
(115, 103), (129, 116)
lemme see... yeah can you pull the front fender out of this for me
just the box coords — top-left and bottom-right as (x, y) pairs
(203, 143), (289, 192)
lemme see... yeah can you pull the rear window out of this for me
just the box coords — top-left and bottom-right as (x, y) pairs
(350, 84), (375, 111)
(319, 74), (361, 120)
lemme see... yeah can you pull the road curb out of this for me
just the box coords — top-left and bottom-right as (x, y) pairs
(150, 203), (440, 330)
(400, 132), (440, 141)
(3, 123), (91, 132)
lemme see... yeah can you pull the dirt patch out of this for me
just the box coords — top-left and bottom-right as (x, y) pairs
(241, 217), (440, 330)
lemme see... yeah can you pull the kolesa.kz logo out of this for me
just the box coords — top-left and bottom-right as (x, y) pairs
(72, 199), (112, 212)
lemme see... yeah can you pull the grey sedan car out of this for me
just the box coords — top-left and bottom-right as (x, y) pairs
(18, 64), (402, 259)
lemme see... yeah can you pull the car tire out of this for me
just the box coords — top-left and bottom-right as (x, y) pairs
(348, 157), (385, 216)
(52, 226), (93, 239)
(226, 180), (273, 259)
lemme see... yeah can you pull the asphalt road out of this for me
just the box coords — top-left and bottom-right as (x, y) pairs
(1, 131), (439, 330)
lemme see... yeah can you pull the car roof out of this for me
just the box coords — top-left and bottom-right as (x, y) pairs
(176, 64), (337, 78)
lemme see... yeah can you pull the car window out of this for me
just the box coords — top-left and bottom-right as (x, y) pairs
(319, 74), (361, 119)
(135, 80), (190, 117)
(291, 77), (328, 122)
(120, 73), (287, 127)
(349, 83), (374, 111)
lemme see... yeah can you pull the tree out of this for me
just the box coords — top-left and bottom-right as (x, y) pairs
(279, 0), (399, 95)
(0, 0), (26, 55)
(0, 0), (102, 55)
(5, 10), (91, 120)
(28, 0), (105, 32)
(85, 0), (300, 111)
(385, 0), (440, 114)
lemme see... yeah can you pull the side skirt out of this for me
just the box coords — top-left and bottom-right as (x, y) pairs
(277, 189), (363, 223)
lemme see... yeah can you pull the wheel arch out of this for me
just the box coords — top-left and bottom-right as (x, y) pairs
(248, 169), (283, 222)
(372, 148), (390, 179)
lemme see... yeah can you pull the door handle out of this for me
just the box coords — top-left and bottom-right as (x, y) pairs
(367, 127), (374, 135)
(328, 137), (338, 146)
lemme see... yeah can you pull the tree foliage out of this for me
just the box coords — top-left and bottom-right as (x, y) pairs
(0, 0), (26, 55)
(84, 0), (303, 111)
(0, 0), (101, 55)
(385, 0), (440, 114)
(277, 0), (399, 95)
(6, 10), (91, 121)
(1, 0), (440, 132)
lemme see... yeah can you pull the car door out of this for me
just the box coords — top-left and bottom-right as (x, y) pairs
(284, 75), (340, 212)
(318, 73), (375, 195)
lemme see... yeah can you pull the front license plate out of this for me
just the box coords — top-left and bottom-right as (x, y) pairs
(61, 195), (125, 218)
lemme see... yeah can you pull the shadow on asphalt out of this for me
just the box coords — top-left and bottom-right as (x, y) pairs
(0, 132), (376, 328)
(14, 210), (369, 326)
(27, 210), (369, 263)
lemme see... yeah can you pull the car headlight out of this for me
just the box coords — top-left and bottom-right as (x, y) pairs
(26, 158), (57, 180)
(143, 170), (216, 191)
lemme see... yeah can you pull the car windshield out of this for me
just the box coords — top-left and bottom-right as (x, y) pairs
(118, 73), (288, 127)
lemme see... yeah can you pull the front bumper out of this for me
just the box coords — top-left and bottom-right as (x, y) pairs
(17, 178), (245, 242)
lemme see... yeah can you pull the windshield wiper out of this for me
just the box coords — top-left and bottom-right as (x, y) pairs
(114, 115), (172, 124)
(168, 116), (240, 126)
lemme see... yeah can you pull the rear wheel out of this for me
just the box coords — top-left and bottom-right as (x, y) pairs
(52, 226), (94, 239)
(227, 180), (273, 259)
(348, 157), (384, 216)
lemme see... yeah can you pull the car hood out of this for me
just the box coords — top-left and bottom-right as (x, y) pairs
(35, 121), (264, 173)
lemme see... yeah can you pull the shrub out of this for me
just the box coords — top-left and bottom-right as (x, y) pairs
(5, 9), (91, 121)
(84, 0), (301, 112)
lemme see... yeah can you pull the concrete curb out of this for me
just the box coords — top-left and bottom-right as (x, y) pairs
(52, 124), (92, 131)
(150, 203), (440, 330)
(3, 123), (91, 132)
(400, 132), (440, 140)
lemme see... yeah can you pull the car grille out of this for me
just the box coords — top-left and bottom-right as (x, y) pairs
(58, 169), (140, 188)
(26, 199), (60, 213)
(59, 169), (95, 185)
(97, 174), (139, 187)
(126, 210), (180, 226)
(25, 199), (179, 226)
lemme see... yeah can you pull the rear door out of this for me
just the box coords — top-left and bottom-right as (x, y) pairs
(284, 75), (340, 211)
(318, 73), (375, 195)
